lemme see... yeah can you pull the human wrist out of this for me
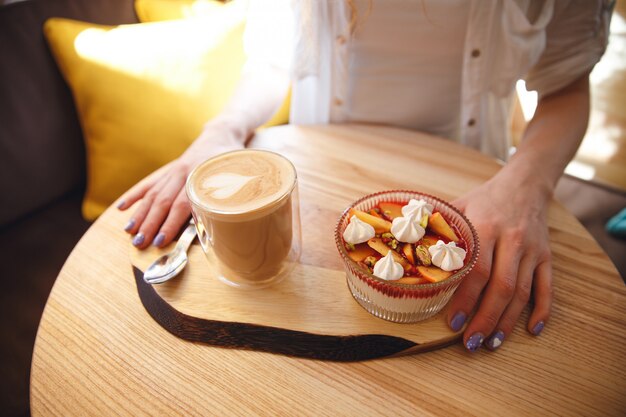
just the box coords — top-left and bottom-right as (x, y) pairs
(498, 158), (555, 202)
(181, 117), (247, 166)
(202, 114), (250, 144)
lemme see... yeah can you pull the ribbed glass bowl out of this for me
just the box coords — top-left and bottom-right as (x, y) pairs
(335, 190), (479, 323)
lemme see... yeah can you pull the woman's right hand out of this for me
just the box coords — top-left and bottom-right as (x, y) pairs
(117, 120), (246, 249)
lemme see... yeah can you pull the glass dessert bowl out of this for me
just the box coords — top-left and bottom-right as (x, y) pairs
(335, 190), (479, 323)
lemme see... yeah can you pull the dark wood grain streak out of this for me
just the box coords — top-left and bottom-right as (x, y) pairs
(133, 267), (420, 362)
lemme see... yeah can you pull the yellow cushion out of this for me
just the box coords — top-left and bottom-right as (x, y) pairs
(135, 0), (291, 129)
(44, 1), (286, 220)
(135, 0), (223, 22)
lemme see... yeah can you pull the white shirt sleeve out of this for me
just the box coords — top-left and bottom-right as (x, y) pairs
(524, 0), (613, 98)
(243, 0), (295, 74)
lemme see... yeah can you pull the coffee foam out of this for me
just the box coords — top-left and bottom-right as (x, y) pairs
(188, 150), (295, 216)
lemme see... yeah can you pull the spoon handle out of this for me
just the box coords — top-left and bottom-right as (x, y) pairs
(176, 221), (198, 253)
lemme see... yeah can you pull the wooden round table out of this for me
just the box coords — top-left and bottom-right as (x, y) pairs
(31, 125), (626, 416)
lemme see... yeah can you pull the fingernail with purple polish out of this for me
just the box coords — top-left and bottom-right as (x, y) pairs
(486, 331), (505, 350)
(132, 233), (145, 246)
(117, 200), (125, 209)
(450, 311), (467, 332)
(465, 333), (484, 352)
(532, 321), (545, 336)
(124, 219), (136, 232)
(152, 233), (165, 247)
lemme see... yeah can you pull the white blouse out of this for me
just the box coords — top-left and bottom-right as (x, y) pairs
(344, 0), (470, 142)
(245, 0), (612, 161)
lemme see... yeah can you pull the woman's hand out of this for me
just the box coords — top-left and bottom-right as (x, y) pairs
(447, 74), (591, 352)
(117, 120), (246, 249)
(447, 167), (553, 352)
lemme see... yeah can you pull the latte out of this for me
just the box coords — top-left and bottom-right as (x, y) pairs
(186, 150), (301, 288)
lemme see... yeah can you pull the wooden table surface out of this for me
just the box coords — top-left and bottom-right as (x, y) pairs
(31, 125), (626, 416)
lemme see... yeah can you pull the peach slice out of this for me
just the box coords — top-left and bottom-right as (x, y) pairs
(428, 212), (459, 242)
(416, 265), (453, 283)
(367, 238), (409, 269)
(368, 209), (383, 219)
(420, 235), (440, 247)
(347, 243), (377, 263)
(349, 209), (392, 234)
(402, 243), (415, 265)
(379, 202), (403, 220)
(397, 277), (430, 285)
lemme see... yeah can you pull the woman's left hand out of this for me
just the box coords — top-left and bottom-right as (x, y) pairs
(446, 74), (592, 352)
(447, 168), (554, 352)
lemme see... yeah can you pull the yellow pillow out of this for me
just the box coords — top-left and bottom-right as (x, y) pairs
(135, 0), (224, 22)
(135, 0), (291, 127)
(44, 2), (285, 220)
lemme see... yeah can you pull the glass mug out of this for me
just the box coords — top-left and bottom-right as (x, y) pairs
(185, 149), (301, 288)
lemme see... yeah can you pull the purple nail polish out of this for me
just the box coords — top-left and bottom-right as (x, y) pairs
(532, 321), (545, 336)
(450, 311), (467, 332)
(132, 233), (145, 246)
(152, 233), (165, 247)
(486, 331), (505, 350)
(465, 333), (484, 352)
(117, 200), (126, 209)
(124, 219), (136, 232)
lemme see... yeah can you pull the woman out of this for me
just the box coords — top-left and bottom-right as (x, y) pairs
(118, 0), (612, 352)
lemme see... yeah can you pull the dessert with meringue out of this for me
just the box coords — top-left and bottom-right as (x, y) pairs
(335, 190), (479, 323)
(343, 198), (466, 283)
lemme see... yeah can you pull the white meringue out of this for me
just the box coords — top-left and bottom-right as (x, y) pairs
(428, 240), (467, 272)
(343, 215), (375, 244)
(372, 251), (404, 281)
(401, 199), (434, 220)
(391, 215), (425, 243)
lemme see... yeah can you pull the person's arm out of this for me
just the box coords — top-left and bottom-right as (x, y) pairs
(447, 73), (590, 351)
(117, 66), (290, 249)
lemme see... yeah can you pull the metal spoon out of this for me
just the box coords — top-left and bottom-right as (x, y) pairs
(143, 221), (197, 284)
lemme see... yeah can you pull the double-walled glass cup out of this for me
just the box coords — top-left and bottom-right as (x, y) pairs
(335, 190), (479, 323)
(186, 149), (301, 289)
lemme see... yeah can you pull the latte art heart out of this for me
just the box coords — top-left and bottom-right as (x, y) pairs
(202, 173), (258, 199)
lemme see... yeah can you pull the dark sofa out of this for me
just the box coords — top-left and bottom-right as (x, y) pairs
(0, 1), (138, 415)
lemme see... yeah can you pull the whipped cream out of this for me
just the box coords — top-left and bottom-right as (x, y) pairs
(372, 251), (404, 281)
(391, 215), (425, 243)
(401, 199), (434, 221)
(428, 240), (467, 271)
(343, 215), (376, 244)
